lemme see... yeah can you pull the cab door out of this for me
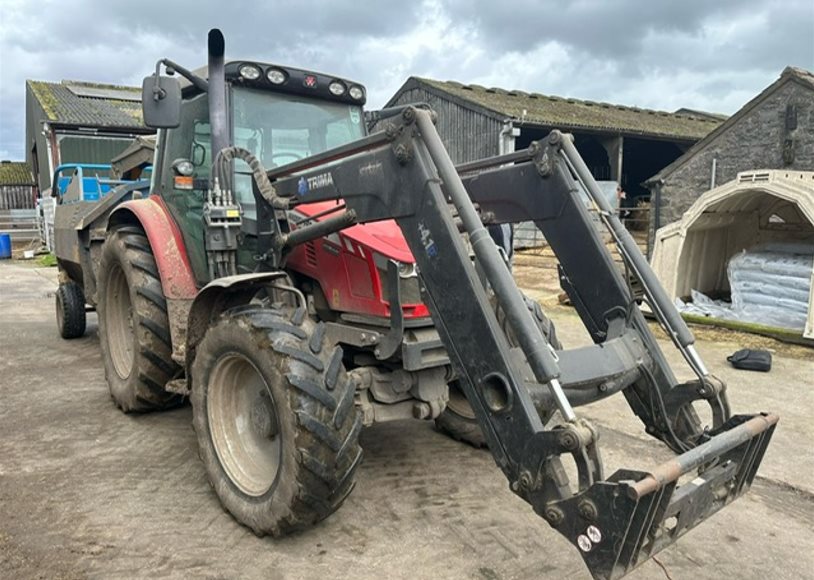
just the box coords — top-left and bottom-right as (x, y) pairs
(157, 93), (211, 285)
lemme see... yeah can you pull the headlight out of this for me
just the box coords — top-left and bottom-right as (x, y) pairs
(349, 85), (365, 100)
(238, 64), (261, 80)
(171, 158), (194, 176)
(397, 261), (417, 278)
(266, 68), (287, 84)
(372, 254), (422, 304)
(329, 81), (346, 96)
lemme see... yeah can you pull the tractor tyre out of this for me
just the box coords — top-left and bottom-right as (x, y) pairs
(191, 305), (363, 536)
(56, 281), (86, 339)
(435, 293), (561, 448)
(97, 226), (182, 412)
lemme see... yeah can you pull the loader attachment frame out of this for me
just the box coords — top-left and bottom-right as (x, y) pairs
(244, 107), (776, 580)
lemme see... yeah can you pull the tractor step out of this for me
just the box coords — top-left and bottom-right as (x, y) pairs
(547, 413), (778, 580)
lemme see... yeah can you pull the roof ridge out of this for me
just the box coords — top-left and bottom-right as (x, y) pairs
(27, 78), (139, 91)
(418, 76), (721, 123)
(62, 79), (140, 91)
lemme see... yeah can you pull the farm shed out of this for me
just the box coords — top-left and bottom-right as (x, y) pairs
(0, 161), (35, 209)
(25, 79), (154, 192)
(385, 77), (722, 204)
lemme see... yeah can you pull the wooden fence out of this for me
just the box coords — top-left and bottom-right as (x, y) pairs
(0, 185), (37, 210)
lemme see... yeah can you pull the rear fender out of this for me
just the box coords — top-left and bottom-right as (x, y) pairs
(108, 197), (198, 363)
(185, 272), (289, 368)
(108, 197), (197, 299)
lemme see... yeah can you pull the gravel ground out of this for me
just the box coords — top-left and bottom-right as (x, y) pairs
(1, 262), (812, 580)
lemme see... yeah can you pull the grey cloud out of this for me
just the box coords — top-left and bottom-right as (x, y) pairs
(442, 0), (782, 58)
(1, 0), (812, 160)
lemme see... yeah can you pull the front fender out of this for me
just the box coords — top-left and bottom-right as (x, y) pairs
(185, 272), (289, 368)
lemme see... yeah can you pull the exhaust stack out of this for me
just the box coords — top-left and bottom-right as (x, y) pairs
(208, 29), (228, 162)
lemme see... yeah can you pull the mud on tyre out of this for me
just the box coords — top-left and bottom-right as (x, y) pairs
(97, 226), (182, 412)
(190, 304), (363, 536)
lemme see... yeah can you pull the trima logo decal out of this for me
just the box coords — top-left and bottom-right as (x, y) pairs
(297, 173), (335, 197)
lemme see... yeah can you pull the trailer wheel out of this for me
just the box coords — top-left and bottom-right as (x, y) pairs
(191, 305), (362, 536)
(56, 281), (86, 339)
(97, 226), (182, 412)
(436, 293), (561, 448)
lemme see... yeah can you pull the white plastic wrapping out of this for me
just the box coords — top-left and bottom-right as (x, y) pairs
(676, 243), (814, 332)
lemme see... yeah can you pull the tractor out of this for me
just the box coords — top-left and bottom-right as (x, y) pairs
(52, 30), (777, 580)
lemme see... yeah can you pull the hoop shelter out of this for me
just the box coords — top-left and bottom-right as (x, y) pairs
(651, 170), (814, 338)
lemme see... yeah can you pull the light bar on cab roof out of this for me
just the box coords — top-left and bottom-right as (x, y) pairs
(266, 68), (287, 85)
(221, 61), (367, 105)
(238, 63), (261, 80)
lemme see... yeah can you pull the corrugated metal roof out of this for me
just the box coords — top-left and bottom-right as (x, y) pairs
(394, 77), (723, 141)
(0, 161), (34, 185)
(27, 79), (144, 129)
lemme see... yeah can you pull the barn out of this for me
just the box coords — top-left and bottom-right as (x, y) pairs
(385, 77), (722, 216)
(25, 80), (153, 193)
(0, 161), (35, 210)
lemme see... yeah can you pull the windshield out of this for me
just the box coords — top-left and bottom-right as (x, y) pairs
(230, 87), (365, 205)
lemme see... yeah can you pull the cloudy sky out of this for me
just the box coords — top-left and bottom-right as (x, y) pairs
(1, 0), (812, 160)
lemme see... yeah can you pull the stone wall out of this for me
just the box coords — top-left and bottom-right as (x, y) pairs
(650, 78), (814, 242)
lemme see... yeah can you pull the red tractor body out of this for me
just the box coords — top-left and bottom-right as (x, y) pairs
(287, 201), (429, 320)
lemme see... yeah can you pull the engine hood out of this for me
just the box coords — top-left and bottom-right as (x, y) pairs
(294, 201), (415, 263)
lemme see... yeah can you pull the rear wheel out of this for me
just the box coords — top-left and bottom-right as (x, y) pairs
(97, 226), (182, 412)
(191, 305), (363, 536)
(56, 281), (86, 339)
(435, 293), (561, 448)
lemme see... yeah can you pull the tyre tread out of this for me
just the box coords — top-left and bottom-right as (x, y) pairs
(191, 305), (362, 537)
(98, 226), (182, 412)
(56, 281), (86, 339)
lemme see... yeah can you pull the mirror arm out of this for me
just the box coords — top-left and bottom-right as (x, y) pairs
(151, 61), (166, 101)
(155, 58), (209, 94)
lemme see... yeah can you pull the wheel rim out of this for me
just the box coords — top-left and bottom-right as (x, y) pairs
(447, 383), (476, 419)
(207, 353), (282, 497)
(105, 264), (135, 379)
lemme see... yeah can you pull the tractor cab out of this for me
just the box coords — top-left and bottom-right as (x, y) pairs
(146, 60), (367, 280)
(143, 55), (424, 320)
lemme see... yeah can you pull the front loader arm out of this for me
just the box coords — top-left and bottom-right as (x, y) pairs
(257, 107), (777, 580)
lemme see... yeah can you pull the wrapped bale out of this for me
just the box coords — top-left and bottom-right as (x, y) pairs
(727, 243), (814, 331)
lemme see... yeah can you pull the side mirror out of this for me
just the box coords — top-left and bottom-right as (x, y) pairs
(141, 75), (181, 128)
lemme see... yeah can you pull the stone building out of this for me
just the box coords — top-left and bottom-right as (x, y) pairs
(645, 67), (814, 241)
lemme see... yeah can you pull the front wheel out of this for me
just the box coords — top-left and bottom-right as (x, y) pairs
(435, 294), (562, 448)
(191, 305), (363, 536)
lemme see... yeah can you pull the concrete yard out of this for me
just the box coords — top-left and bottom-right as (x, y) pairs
(1, 261), (813, 580)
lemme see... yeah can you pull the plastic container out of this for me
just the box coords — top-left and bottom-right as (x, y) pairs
(0, 233), (11, 259)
